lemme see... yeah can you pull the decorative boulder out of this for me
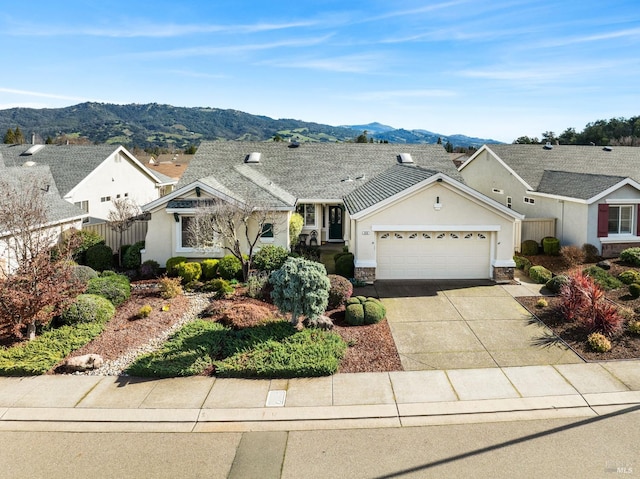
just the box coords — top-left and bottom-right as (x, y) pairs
(596, 260), (611, 270)
(62, 354), (104, 372)
(303, 315), (334, 330)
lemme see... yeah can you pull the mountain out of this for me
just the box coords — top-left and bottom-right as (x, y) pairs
(0, 102), (500, 150)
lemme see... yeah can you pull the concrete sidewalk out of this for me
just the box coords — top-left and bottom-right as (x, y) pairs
(1, 361), (639, 433)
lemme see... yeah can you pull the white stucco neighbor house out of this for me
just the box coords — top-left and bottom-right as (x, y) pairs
(141, 141), (523, 282)
(0, 144), (177, 223)
(459, 144), (640, 258)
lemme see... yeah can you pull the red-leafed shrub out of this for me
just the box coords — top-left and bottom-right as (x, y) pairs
(559, 272), (591, 322)
(327, 274), (353, 309)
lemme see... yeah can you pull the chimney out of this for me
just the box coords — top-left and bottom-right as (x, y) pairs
(31, 132), (36, 144)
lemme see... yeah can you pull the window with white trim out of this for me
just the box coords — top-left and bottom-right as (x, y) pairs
(296, 203), (316, 227)
(608, 205), (633, 234)
(523, 196), (535, 204)
(506, 196), (512, 209)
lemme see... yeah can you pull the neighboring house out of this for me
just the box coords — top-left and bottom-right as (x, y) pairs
(0, 144), (177, 223)
(139, 153), (194, 181)
(0, 160), (86, 275)
(459, 144), (640, 257)
(142, 142), (522, 282)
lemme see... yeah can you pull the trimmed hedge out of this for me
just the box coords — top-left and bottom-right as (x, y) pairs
(335, 253), (354, 279)
(85, 243), (113, 271)
(175, 261), (202, 283)
(618, 270), (640, 285)
(166, 256), (187, 276)
(345, 296), (386, 325)
(513, 255), (532, 271)
(520, 240), (539, 256)
(528, 265), (552, 284)
(542, 237), (560, 256)
(620, 247), (640, 266)
(60, 294), (116, 325)
(201, 259), (219, 281)
(629, 283), (640, 299)
(123, 241), (145, 269)
(218, 255), (243, 280)
(327, 274), (353, 309)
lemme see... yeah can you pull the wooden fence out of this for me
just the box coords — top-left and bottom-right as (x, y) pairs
(83, 221), (148, 252)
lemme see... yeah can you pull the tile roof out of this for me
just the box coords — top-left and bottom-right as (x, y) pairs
(484, 144), (640, 197)
(179, 141), (460, 206)
(343, 164), (439, 214)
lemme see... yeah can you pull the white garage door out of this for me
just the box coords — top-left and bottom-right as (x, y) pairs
(376, 231), (491, 279)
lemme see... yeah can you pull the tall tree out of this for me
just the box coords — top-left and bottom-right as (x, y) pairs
(13, 127), (25, 144)
(3, 128), (15, 144)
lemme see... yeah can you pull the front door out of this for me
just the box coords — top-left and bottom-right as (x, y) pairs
(328, 205), (343, 241)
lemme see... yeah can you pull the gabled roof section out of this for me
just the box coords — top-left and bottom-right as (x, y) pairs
(478, 144), (640, 193)
(179, 142), (461, 202)
(344, 164), (439, 215)
(537, 170), (627, 200)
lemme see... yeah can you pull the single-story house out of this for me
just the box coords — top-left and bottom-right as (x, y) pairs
(0, 144), (177, 223)
(0, 160), (87, 274)
(459, 144), (640, 257)
(141, 141), (523, 282)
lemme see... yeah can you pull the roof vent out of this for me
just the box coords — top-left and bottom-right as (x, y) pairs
(603, 146), (613, 152)
(288, 141), (300, 148)
(245, 152), (261, 163)
(23, 160), (37, 167)
(398, 153), (414, 164)
(20, 144), (45, 156)
(543, 142), (553, 150)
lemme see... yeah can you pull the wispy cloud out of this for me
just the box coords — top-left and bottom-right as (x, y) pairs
(361, 1), (468, 23)
(128, 35), (333, 59)
(351, 89), (457, 101)
(6, 20), (317, 38)
(0, 87), (94, 102)
(260, 54), (384, 74)
(165, 70), (229, 80)
(539, 27), (640, 48)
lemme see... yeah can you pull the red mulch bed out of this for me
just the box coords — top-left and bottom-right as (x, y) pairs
(518, 255), (640, 361)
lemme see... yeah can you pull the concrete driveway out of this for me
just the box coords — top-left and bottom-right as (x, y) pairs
(371, 280), (583, 371)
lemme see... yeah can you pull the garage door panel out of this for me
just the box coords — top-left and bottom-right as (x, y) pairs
(376, 232), (490, 280)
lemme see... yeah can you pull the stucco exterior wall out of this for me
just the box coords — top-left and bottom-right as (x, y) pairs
(351, 182), (518, 274)
(66, 151), (160, 222)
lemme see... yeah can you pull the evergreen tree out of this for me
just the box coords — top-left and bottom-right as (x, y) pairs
(13, 127), (25, 144)
(4, 128), (15, 144)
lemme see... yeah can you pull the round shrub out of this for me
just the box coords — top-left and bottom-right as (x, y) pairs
(542, 237), (560, 256)
(66, 229), (104, 264)
(513, 255), (531, 271)
(85, 243), (113, 271)
(166, 256), (187, 276)
(528, 265), (552, 284)
(175, 261), (202, 283)
(253, 245), (289, 272)
(201, 259), (219, 281)
(327, 274), (354, 309)
(520, 240), (539, 256)
(159, 276), (183, 299)
(629, 320), (640, 335)
(60, 294), (115, 325)
(535, 298), (548, 308)
(618, 270), (640, 285)
(545, 274), (568, 294)
(71, 264), (99, 286)
(345, 303), (365, 326)
(620, 247), (640, 266)
(587, 332), (611, 353)
(86, 274), (131, 306)
(335, 253), (354, 279)
(629, 283), (640, 299)
(203, 278), (234, 298)
(140, 260), (160, 279)
(582, 243), (600, 263)
(363, 300), (386, 324)
(218, 255), (242, 280)
(137, 304), (152, 319)
(123, 241), (145, 269)
(346, 297), (361, 306)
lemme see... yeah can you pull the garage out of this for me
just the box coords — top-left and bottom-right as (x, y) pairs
(376, 231), (491, 279)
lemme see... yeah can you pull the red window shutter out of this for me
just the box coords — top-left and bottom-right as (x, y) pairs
(597, 204), (609, 238)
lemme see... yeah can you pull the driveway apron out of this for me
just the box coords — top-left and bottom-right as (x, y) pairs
(375, 280), (583, 371)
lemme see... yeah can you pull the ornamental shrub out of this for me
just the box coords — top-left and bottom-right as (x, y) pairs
(629, 320), (640, 335)
(535, 298), (548, 308)
(582, 265), (622, 291)
(520, 240), (539, 256)
(327, 274), (353, 309)
(166, 256), (187, 276)
(545, 274), (568, 294)
(560, 245), (585, 267)
(513, 255), (531, 271)
(542, 237), (560, 256)
(67, 229), (104, 264)
(175, 261), (202, 283)
(86, 274), (131, 307)
(85, 243), (114, 271)
(618, 270), (640, 285)
(253, 245), (289, 272)
(620, 247), (640, 266)
(270, 257), (330, 325)
(71, 264), (99, 286)
(335, 252), (354, 279)
(587, 332), (611, 353)
(60, 294), (115, 325)
(137, 304), (153, 319)
(217, 255), (243, 281)
(582, 243), (600, 263)
(363, 300), (385, 324)
(140, 260), (160, 279)
(629, 283), (640, 299)
(200, 259), (219, 281)
(528, 265), (552, 284)
(345, 303), (365, 326)
(159, 276), (183, 299)
(123, 241), (145, 269)
(246, 271), (270, 299)
(289, 213), (304, 248)
(203, 278), (234, 298)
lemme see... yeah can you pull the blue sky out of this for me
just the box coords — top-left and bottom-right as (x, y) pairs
(1, 0), (639, 142)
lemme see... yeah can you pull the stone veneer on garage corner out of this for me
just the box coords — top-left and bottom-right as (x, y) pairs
(355, 266), (514, 284)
